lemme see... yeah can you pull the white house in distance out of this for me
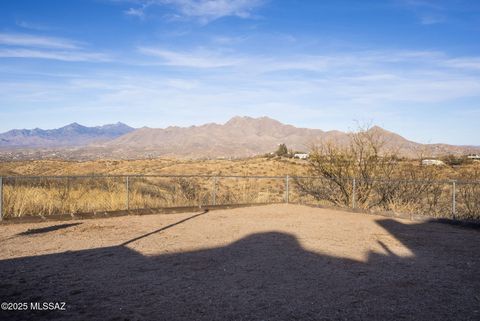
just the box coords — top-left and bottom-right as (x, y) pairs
(467, 154), (480, 160)
(421, 159), (445, 166)
(294, 153), (309, 159)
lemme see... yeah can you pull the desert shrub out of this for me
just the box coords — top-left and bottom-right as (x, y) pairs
(275, 144), (289, 157)
(295, 126), (399, 208)
(293, 126), (465, 218)
(457, 183), (480, 219)
(455, 168), (480, 219)
(442, 154), (472, 166)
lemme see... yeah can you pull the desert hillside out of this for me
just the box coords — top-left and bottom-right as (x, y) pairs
(94, 117), (480, 158)
(0, 157), (308, 177)
(1, 116), (478, 160)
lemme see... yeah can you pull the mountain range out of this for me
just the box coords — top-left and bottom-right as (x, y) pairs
(0, 122), (134, 148)
(0, 116), (478, 159)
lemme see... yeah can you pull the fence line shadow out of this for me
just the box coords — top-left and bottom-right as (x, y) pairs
(17, 223), (82, 236)
(121, 209), (209, 246)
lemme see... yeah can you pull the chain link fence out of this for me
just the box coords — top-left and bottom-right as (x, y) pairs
(292, 177), (480, 221)
(0, 175), (478, 221)
(0, 175), (287, 219)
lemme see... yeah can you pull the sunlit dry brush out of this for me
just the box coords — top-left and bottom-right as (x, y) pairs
(0, 157), (301, 217)
(1, 154), (479, 219)
(2, 176), (288, 218)
(293, 127), (480, 220)
(0, 157), (306, 177)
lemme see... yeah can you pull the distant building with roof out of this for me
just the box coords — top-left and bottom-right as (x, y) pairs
(421, 159), (445, 166)
(294, 153), (309, 159)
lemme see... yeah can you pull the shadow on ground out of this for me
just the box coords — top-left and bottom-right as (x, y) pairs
(17, 223), (82, 236)
(1, 213), (479, 321)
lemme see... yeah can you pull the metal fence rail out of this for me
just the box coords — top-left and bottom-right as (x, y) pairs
(0, 175), (479, 221)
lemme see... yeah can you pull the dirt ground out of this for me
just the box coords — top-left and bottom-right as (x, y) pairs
(0, 204), (479, 321)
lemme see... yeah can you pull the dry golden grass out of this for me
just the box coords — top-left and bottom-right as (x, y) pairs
(0, 157), (308, 177)
(0, 157), (300, 217)
(2, 177), (288, 218)
(2, 157), (478, 179)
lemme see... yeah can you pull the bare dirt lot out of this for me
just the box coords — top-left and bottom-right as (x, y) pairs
(0, 204), (479, 321)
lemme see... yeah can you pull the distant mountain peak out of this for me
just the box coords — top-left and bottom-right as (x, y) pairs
(368, 125), (395, 133)
(64, 122), (84, 128)
(227, 115), (276, 121)
(225, 115), (283, 126)
(225, 115), (252, 124)
(99, 122), (133, 129)
(0, 122), (135, 149)
(113, 121), (129, 126)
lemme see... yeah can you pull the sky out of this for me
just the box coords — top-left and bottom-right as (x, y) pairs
(0, 0), (479, 145)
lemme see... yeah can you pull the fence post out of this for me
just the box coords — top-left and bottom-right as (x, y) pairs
(212, 176), (217, 206)
(126, 176), (130, 211)
(285, 175), (289, 204)
(0, 177), (3, 221)
(352, 178), (356, 209)
(452, 180), (456, 220)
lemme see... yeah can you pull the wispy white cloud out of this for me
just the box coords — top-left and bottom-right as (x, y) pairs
(445, 57), (480, 70)
(15, 20), (51, 31)
(398, 0), (447, 25)
(12, 46), (480, 110)
(124, 1), (153, 19)
(135, 46), (445, 74)
(419, 14), (446, 25)
(165, 0), (264, 20)
(138, 46), (242, 67)
(125, 7), (147, 18)
(132, 46), (480, 107)
(124, 0), (265, 23)
(0, 48), (110, 62)
(0, 32), (80, 49)
(400, 0), (443, 10)
(0, 32), (110, 62)
(211, 35), (249, 45)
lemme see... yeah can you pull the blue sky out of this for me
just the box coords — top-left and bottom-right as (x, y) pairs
(0, 0), (479, 145)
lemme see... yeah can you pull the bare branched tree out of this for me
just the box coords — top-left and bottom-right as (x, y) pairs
(295, 126), (399, 208)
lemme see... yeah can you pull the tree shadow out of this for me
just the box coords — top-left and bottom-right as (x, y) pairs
(17, 223), (82, 236)
(0, 217), (479, 321)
